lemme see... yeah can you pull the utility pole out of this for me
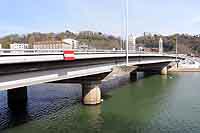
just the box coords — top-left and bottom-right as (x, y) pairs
(176, 34), (178, 60)
(176, 34), (178, 68)
(126, 0), (129, 66)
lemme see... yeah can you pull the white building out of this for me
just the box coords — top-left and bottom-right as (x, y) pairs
(10, 43), (29, 49)
(33, 39), (88, 50)
(63, 39), (79, 49)
(159, 38), (163, 54)
(138, 47), (144, 52)
(78, 43), (88, 50)
(33, 40), (72, 49)
(128, 35), (136, 52)
(0, 44), (2, 49)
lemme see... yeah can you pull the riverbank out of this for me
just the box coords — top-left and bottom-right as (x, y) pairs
(169, 67), (200, 72)
(169, 57), (200, 72)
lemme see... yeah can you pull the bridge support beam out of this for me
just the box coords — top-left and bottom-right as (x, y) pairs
(82, 81), (101, 105)
(7, 87), (28, 110)
(161, 66), (168, 75)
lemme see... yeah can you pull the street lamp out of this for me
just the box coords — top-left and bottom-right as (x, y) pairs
(126, 0), (129, 66)
(176, 34), (178, 60)
(176, 34), (178, 68)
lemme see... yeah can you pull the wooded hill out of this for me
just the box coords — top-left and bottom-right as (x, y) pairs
(0, 30), (121, 49)
(0, 31), (200, 55)
(136, 33), (200, 55)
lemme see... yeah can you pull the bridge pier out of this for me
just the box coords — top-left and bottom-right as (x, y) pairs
(161, 66), (168, 75)
(7, 87), (28, 110)
(54, 72), (110, 105)
(82, 81), (101, 105)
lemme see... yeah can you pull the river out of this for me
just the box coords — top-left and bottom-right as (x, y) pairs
(1, 72), (200, 133)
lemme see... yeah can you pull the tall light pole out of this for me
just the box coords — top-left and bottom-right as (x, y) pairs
(126, 0), (129, 66)
(176, 34), (178, 61)
(176, 34), (179, 68)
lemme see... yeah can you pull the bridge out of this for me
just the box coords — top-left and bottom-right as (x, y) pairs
(0, 49), (181, 110)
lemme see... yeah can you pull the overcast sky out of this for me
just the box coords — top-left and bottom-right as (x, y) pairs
(0, 0), (200, 37)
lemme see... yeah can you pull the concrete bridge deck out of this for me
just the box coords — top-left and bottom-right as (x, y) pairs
(0, 49), (178, 64)
(0, 49), (182, 107)
(0, 50), (178, 90)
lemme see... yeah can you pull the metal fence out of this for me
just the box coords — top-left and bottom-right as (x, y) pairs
(0, 49), (168, 56)
(0, 49), (64, 55)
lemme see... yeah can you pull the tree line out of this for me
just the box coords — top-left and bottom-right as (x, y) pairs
(0, 30), (121, 49)
(137, 33), (200, 55)
(0, 31), (200, 55)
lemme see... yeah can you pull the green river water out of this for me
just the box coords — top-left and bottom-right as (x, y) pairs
(3, 73), (200, 133)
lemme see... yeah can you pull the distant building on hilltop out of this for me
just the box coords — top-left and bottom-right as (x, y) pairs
(10, 43), (29, 49)
(63, 38), (79, 49)
(33, 38), (88, 50)
(143, 47), (159, 53)
(33, 40), (71, 49)
(128, 35), (136, 51)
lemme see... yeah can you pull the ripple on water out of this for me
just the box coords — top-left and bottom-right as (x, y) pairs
(2, 73), (200, 133)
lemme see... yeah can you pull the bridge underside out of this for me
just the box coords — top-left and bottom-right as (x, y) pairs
(0, 55), (177, 109)
(136, 62), (170, 73)
(0, 56), (174, 75)
(53, 72), (110, 83)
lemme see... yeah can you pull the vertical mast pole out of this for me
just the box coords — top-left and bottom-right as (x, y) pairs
(126, 0), (129, 66)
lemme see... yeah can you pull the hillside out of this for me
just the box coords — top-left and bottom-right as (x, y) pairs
(137, 33), (200, 55)
(0, 30), (121, 50)
(0, 31), (200, 55)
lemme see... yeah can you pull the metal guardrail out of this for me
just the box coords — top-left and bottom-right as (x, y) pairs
(0, 49), (181, 56)
(0, 49), (155, 56)
(0, 49), (64, 55)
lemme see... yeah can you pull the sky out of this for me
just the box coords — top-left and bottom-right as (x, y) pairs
(0, 0), (200, 37)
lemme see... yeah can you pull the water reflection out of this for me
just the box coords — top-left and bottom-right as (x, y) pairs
(83, 105), (103, 131)
(7, 108), (30, 128)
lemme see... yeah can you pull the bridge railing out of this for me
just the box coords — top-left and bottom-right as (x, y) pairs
(0, 49), (170, 56)
(75, 49), (166, 55)
(75, 49), (126, 54)
(0, 49), (64, 55)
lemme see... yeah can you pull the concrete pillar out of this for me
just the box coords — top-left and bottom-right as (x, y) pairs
(137, 72), (145, 80)
(130, 71), (137, 81)
(161, 66), (168, 75)
(7, 87), (28, 110)
(82, 81), (101, 105)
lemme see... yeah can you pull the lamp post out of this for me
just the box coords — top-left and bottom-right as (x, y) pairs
(126, 0), (129, 66)
(176, 34), (178, 68)
(176, 35), (178, 61)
